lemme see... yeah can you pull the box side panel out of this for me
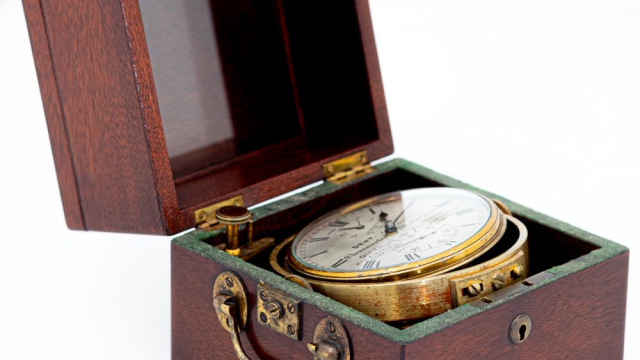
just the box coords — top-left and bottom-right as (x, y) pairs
(22, 0), (84, 230)
(37, 0), (168, 234)
(172, 243), (403, 360)
(405, 252), (629, 360)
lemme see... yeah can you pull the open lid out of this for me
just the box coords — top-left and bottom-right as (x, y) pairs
(25, 0), (392, 235)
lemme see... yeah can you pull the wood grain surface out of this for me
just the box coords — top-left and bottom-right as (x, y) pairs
(404, 252), (629, 360)
(22, 0), (85, 230)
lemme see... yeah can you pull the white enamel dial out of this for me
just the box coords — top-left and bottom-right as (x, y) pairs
(291, 188), (493, 273)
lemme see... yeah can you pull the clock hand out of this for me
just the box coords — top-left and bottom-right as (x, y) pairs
(392, 210), (405, 225)
(339, 221), (365, 231)
(393, 199), (415, 225)
(339, 226), (364, 231)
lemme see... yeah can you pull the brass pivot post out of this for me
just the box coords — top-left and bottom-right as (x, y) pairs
(216, 206), (253, 256)
(215, 205), (275, 261)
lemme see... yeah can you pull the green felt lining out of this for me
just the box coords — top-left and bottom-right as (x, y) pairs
(172, 158), (628, 344)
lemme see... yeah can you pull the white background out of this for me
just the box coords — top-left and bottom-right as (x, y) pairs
(1, 0), (638, 358)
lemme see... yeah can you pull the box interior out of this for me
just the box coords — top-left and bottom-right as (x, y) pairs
(139, 0), (384, 211)
(173, 159), (627, 342)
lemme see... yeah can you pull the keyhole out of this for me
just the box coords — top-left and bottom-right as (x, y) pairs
(509, 314), (531, 345)
(519, 325), (527, 341)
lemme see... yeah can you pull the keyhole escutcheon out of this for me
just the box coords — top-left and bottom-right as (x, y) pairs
(509, 314), (532, 345)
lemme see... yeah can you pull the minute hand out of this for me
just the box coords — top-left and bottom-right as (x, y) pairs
(393, 200), (415, 224)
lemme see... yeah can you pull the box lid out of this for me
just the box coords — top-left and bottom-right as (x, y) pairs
(25, 0), (392, 235)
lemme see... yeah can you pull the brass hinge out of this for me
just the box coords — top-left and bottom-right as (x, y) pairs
(194, 195), (245, 230)
(323, 150), (374, 184)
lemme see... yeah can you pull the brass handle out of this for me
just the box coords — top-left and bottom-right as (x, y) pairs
(214, 293), (254, 360)
(307, 341), (342, 360)
(213, 272), (254, 360)
(308, 317), (351, 360)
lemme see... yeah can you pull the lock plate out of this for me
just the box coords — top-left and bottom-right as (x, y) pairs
(257, 283), (301, 340)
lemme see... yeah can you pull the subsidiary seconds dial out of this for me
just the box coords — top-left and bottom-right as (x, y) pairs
(288, 188), (505, 281)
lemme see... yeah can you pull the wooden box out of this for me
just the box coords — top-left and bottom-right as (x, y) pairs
(23, 0), (629, 359)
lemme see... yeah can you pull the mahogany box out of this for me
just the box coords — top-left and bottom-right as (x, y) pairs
(23, 0), (629, 359)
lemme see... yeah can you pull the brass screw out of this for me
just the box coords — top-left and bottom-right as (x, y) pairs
(259, 291), (268, 301)
(287, 303), (296, 314)
(287, 325), (295, 335)
(512, 265), (524, 279)
(467, 283), (482, 297)
(225, 277), (234, 287)
(326, 321), (336, 334)
(492, 274), (506, 290)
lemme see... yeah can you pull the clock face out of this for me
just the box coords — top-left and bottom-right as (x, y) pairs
(290, 188), (494, 276)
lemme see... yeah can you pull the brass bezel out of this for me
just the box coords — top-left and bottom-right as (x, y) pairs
(287, 189), (506, 282)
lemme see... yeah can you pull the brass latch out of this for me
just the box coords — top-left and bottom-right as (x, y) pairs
(323, 151), (373, 184)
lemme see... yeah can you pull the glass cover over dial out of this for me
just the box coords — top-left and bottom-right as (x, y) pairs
(289, 188), (502, 280)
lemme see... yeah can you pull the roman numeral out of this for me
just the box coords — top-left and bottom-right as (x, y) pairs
(309, 237), (329, 243)
(329, 220), (349, 227)
(331, 259), (348, 268)
(362, 260), (381, 270)
(436, 200), (452, 208)
(404, 253), (421, 262)
(309, 250), (328, 258)
(369, 207), (376, 214)
(455, 208), (474, 216)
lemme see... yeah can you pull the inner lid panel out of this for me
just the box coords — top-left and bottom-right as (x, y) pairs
(140, 0), (383, 210)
